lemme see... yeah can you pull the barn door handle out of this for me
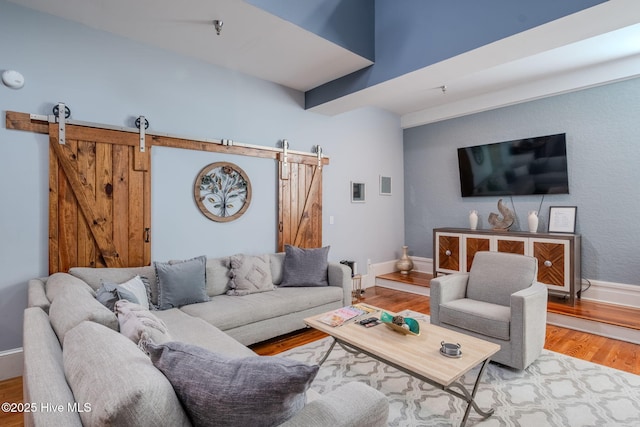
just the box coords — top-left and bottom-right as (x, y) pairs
(144, 228), (150, 243)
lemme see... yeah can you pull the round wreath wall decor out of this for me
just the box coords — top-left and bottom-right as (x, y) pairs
(194, 162), (252, 222)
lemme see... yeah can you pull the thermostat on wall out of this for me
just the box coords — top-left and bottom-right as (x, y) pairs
(2, 70), (25, 89)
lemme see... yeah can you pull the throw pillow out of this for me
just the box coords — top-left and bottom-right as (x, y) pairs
(63, 321), (190, 426)
(226, 254), (274, 296)
(279, 245), (330, 287)
(145, 341), (318, 427)
(114, 300), (172, 349)
(155, 255), (209, 310)
(96, 282), (119, 311)
(97, 276), (152, 311)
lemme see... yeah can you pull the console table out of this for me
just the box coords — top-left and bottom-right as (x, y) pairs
(433, 228), (581, 305)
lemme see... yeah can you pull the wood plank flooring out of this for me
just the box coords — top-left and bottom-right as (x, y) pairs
(251, 286), (640, 375)
(2, 286), (638, 427)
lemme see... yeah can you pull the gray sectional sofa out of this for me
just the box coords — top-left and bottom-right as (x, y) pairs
(23, 252), (389, 426)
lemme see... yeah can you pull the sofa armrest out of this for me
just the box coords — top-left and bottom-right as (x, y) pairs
(279, 382), (388, 427)
(429, 273), (469, 325)
(23, 307), (82, 427)
(28, 278), (50, 314)
(328, 262), (353, 306)
(510, 281), (548, 369)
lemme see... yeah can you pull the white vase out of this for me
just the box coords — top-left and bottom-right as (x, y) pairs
(528, 211), (539, 233)
(469, 210), (478, 230)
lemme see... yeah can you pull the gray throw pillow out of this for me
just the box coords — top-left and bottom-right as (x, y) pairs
(96, 282), (119, 311)
(145, 341), (318, 427)
(226, 254), (274, 296)
(155, 255), (209, 310)
(279, 245), (330, 287)
(98, 276), (153, 311)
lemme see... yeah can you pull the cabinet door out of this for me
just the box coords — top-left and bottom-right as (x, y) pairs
(495, 236), (528, 255)
(435, 233), (461, 274)
(530, 238), (570, 292)
(464, 235), (491, 272)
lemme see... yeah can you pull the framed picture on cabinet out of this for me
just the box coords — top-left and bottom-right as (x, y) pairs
(351, 181), (365, 203)
(548, 206), (577, 233)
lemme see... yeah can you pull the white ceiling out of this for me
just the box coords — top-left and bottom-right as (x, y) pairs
(9, 0), (640, 128)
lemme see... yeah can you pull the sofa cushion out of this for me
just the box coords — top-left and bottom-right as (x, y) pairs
(49, 286), (119, 345)
(227, 254), (274, 296)
(279, 245), (330, 287)
(467, 252), (538, 306)
(153, 308), (256, 358)
(63, 321), (190, 427)
(114, 300), (172, 347)
(205, 256), (231, 296)
(180, 286), (343, 331)
(155, 255), (209, 310)
(440, 298), (511, 340)
(146, 341), (318, 427)
(69, 266), (159, 306)
(45, 272), (96, 302)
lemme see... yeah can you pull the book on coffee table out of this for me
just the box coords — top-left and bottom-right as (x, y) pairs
(318, 306), (367, 327)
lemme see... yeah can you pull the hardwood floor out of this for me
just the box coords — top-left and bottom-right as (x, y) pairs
(1, 286), (638, 427)
(251, 286), (640, 375)
(0, 376), (23, 427)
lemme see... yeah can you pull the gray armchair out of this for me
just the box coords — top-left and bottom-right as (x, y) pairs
(430, 251), (548, 370)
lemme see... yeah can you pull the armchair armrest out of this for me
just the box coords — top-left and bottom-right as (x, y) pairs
(510, 281), (548, 369)
(279, 382), (388, 427)
(429, 273), (469, 325)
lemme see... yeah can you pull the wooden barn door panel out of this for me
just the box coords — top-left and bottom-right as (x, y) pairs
(48, 124), (150, 274)
(278, 161), (322, 251)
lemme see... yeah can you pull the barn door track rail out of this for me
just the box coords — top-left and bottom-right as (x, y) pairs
(5, 107), (329, 166)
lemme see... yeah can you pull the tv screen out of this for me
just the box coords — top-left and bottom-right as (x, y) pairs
(457, 133), (569, 197)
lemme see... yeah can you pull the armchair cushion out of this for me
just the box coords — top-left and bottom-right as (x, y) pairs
(440, 299), (511, 340)
(467, 252), (538, 306)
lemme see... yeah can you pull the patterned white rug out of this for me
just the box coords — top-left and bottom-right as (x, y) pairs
(281, 313), (640, 426)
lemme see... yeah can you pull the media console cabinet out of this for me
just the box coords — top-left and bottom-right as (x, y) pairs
(433, 227), (581, 306)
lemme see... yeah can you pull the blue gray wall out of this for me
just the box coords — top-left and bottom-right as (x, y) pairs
(306, 0), (605, 108)
(404, 77), (640, 285)
(0, 1), (405, 351)
(247, 0), (374, 60)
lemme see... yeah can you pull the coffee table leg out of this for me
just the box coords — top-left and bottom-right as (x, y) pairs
(318, 338), (338, 365)
(446, 358), (494, 427)
(318, 339), (362, 365)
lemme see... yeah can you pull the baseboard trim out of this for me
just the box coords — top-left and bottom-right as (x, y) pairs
(0, 348), (23, 381)
(580, 279), (640, 308)
(376, 278), (430, 296)
(372, 257), (640, 309)
(547, 313), (640, 345)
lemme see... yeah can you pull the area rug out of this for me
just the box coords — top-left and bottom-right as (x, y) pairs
(281, 312), (640, 426)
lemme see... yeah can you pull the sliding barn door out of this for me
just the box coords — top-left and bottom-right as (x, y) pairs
(48, 124), (151, 273)
(278, 159), (323, 251)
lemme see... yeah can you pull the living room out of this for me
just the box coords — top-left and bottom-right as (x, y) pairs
(1, 0), (639, 424)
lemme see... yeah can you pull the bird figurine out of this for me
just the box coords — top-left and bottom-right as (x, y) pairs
(488, 199), (515, 230)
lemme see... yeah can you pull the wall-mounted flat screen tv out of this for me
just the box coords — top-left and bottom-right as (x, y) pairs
(457, 133), (569, 197)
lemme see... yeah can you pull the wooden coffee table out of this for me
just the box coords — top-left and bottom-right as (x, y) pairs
(304, 306), (501, 427)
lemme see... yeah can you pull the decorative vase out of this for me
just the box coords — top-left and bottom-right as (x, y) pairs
(469, 210), (478, 230)
(396, 246), (414, 275)
(528, 210), (539, 233)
